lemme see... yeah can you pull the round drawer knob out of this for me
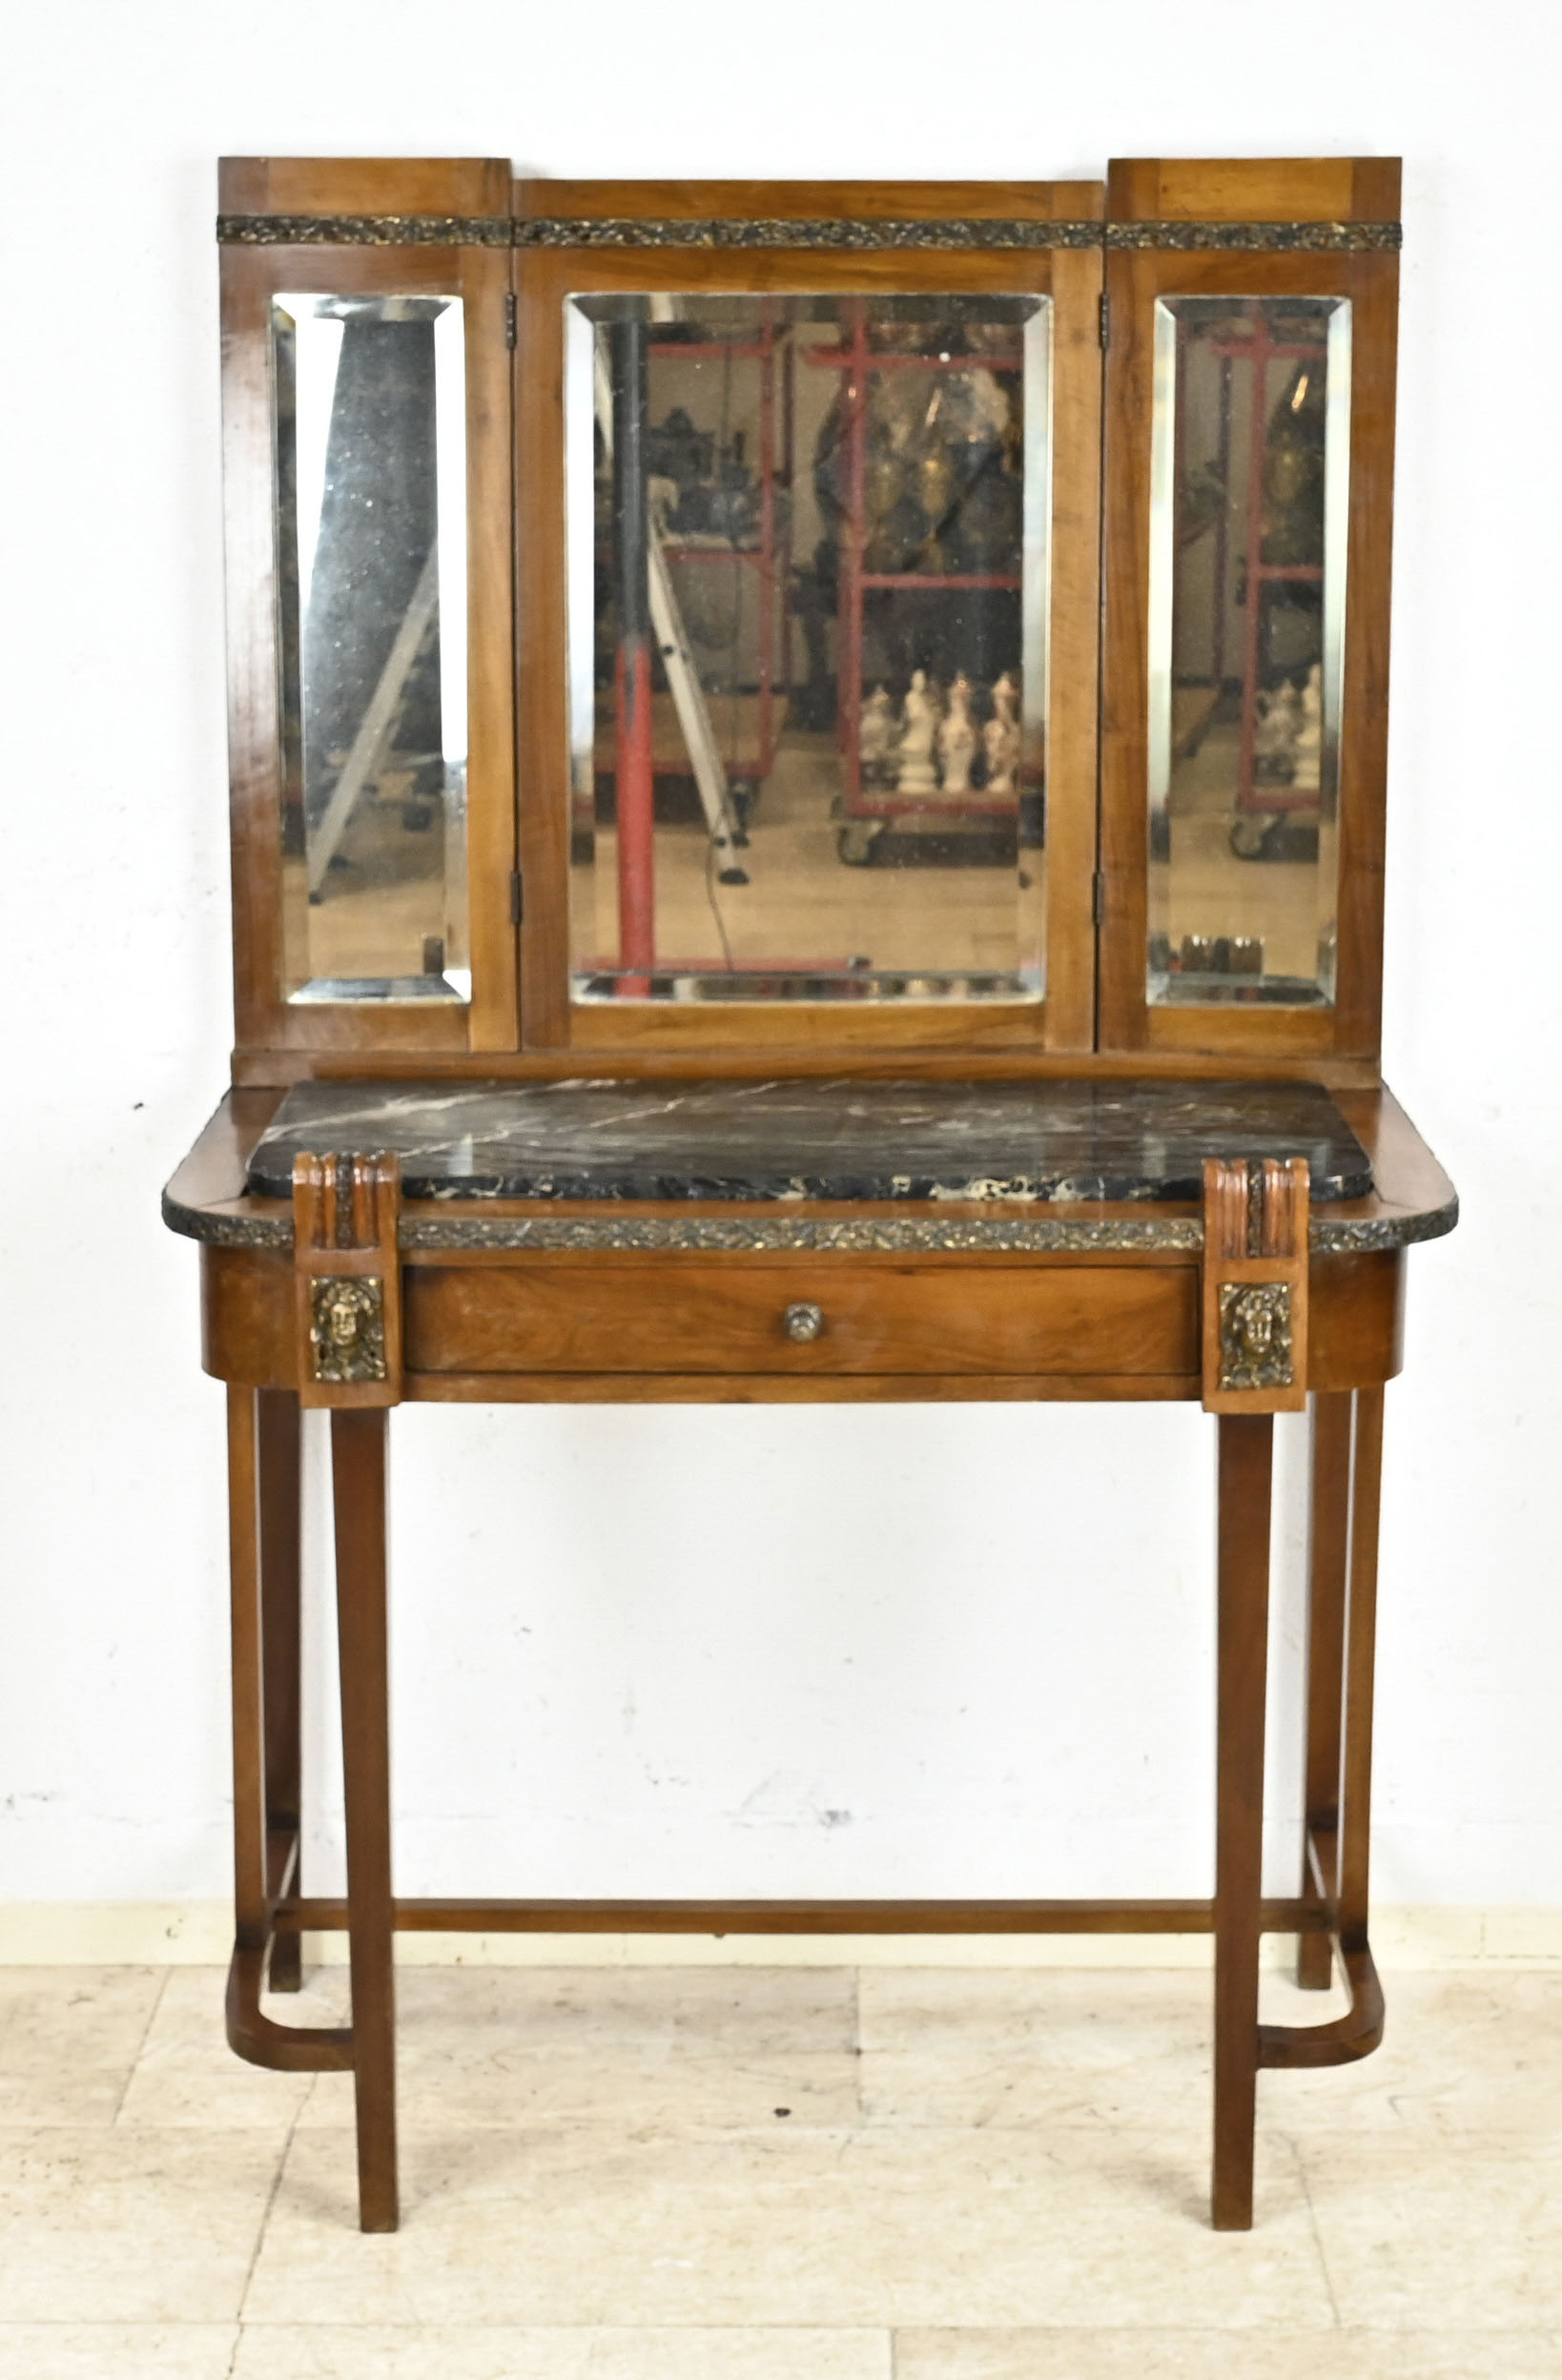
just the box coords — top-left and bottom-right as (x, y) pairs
(783, 1301), (824, 1344)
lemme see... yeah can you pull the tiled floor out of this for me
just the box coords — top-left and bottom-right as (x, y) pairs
(1, 1961), (1560, 2375)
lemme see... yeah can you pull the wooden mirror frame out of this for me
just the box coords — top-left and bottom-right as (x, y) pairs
(218, 157), (518, 1067)
(511, 177), (1103, 1063)
(216, 156), (1402, 1091)
(1098, 157), (1401, 1074)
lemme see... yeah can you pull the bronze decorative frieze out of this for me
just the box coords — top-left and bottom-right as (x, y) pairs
(396, 1214), (1205, 1254)
(308, 1275), (389, 1385)
(158, 1189), (1458, 1256)
(514, 215), (1103, 250)
(1218, 1281), (1295, 1393)
(1106, 219), (1400, 251)
(216, 213), (1102, 251)
(217, 212), (1397, 254)
(216, 214), (513, 247)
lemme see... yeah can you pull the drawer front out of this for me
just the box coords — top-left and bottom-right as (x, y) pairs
(404, 1261), (1198, 1378)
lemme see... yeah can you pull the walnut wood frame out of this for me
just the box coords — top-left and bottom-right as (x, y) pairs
(218, 158), (518, 1064)
(217, 157), (1407, 1087)
(1099, 157), (1401, 1061)
(174, 1077), (1451, 2232)
(183, 156), (1442, 2242)
(212, 1200), (1406, 2239)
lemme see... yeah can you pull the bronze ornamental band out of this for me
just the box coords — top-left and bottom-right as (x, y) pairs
(216, 213), (1401, 250)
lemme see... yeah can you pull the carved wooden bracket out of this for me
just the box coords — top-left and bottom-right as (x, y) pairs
(1202, 1156), (1308, 1415)
(292, 1152), (402, 1410)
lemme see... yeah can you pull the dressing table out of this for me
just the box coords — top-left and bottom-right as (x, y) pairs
(165, 153), (1454, 2234)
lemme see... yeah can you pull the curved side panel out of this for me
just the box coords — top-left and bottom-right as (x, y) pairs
(1308, 1250), (1403, 1390)
(203, 1245), (298, 1386)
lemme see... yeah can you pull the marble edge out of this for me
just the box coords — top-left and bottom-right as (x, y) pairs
(160, 1186), (1459, 1256)
(1318, 1192), (1460, 1253)
(160, 1187), (290, 1247)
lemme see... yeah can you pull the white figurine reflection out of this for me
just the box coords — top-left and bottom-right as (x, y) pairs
(937, 674), (977, 794)
(983, 671), (1020, 795)
(896, 669), (939, 794)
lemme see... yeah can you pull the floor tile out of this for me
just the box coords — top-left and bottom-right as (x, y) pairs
(231, 2333), (588, 2380)
(6, 1959), (1559, 2356)
(1302, 2136), (1562, 2329)
(0, 2326), (237, 2378)
(244, 2123), (1330, 2329)
(299, 1966), (857, 2135)
(0, 1967), (165, 2126)
(894, 2330), (1562, 2378)
(1266, 1970), (1562, 2139)
(390, 1966), (859, 2051)
(306, 2047), (856, 2138)
(0, 2126), (281, 2322)
(229, 2325), (891, 2378)
(857, 1968), (1208, 2130)
(117, 1965), (343, 2133)
(582, 2331), (891, 2380)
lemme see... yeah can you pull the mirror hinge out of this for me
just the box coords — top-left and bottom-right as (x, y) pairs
(504, 292), (517, 349)
(1099, 291), (1110, 349)
(510, 870), (524, 926)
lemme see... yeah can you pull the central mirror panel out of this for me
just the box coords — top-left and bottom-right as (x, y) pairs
(565, 293), (1052, 1004)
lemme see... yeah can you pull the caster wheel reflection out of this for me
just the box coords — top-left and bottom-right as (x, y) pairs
(836, 823), (883, 868)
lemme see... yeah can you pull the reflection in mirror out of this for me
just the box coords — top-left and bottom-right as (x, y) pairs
(273, 294), (469, 1003)
(565, 293), (1051, 1003)
(1146, 296), (1349, 1007)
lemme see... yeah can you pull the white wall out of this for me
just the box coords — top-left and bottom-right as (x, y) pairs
(3, 0), (1559, 1923)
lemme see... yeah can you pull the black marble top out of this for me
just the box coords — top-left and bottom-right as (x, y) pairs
(245, 1078), (1373, 1205)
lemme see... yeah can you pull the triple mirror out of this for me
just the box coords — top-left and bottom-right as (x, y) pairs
(220, 160), (1399, 1068)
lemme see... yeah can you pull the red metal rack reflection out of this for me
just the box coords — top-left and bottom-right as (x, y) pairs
(809, 298), (1025, 841)
(1176, 305), (1329, 822)
(648, 317), (793, 801)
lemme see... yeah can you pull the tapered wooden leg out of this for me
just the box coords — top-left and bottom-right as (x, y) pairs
(1213, 1412), (1273, 2231)
(332, 1408), (399, 2233)
(258, 1390), (303, 1992)
(1338, 1388), (1385, 1955)
(227, 1388), (269, 1961)
(1297, 1392), (1352, 1988)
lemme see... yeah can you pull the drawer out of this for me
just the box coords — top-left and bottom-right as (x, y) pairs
(403, 1260), (1198, 1379)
